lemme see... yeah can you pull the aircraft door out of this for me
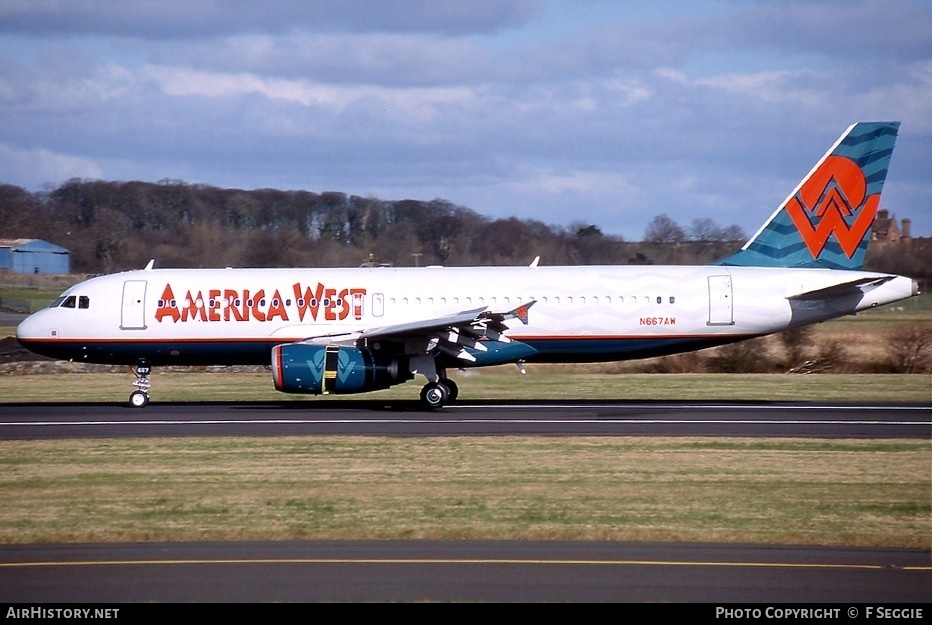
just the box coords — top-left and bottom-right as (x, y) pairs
(372, 293), (384, 317)
(707, 275), (734, 326)
(121, 280), (147, 330)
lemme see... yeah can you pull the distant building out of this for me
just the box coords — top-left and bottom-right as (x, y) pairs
(872, 209), (912, 242)
(0, 239), (71, 275)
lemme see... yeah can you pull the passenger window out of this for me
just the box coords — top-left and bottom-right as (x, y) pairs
(78, 296), (90, 309)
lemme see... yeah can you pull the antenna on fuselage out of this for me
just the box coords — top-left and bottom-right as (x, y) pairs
(144, 259), (155, 270)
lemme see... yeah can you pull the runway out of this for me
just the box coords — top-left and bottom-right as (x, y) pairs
(1, 399), (928, 603)
(0, 399), (928, 439)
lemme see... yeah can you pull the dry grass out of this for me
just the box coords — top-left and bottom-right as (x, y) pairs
(0, 436), (927, 547)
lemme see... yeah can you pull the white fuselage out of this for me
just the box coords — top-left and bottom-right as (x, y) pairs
(15, 264), (918, 367)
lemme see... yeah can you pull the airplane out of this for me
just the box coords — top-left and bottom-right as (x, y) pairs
(15, 121), (919, 409)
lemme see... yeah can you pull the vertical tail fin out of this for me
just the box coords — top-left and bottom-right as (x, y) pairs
(718, 121), (900, 269)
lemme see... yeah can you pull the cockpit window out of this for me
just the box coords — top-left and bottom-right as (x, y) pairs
(49, 294), (90, 309)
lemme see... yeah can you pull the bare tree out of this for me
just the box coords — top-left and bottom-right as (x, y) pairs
(644, 214), (685, 243)
(884, 323), (932, 373)
(687, 217), (721, 242)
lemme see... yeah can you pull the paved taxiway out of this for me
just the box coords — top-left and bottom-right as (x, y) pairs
(1, 540), (929, 603)
(0, 311), (27, 325)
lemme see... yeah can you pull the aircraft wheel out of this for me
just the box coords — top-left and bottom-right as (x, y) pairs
(440, 378), (458, 402)
(420, 382), (448, 409)
(129, 390), (149, 408)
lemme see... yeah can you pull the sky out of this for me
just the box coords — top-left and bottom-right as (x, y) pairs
(0, 0), (929, 242)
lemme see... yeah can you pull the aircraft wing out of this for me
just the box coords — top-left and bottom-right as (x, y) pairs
(356, 301), (537, 363)
(360, 306), (489, 341)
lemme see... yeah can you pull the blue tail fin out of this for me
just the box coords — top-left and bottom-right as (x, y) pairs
(718, 122), (899, 270)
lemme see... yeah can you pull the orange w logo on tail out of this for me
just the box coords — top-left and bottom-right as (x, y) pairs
(785, 155), (880, 259)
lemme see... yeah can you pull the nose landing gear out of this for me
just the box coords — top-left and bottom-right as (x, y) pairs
(129, 363), (151, 408)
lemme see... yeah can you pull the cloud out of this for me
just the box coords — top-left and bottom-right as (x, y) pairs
(726, 0), (932, 63)
(0, 0), (543, 38)
(0, 0), (928, 240)
(0, 143), (104, 187)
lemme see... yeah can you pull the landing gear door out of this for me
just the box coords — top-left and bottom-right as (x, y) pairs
(121, 280), (147, 330)
(707, 274), (734, 326)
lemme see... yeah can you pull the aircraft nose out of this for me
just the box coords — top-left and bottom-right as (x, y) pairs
(15, 310), (48, 342)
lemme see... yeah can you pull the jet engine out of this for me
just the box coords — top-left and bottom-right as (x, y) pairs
(271, 343), (411, 395)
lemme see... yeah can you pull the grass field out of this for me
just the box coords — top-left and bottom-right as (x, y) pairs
(0, 436), (928, 548)
(1, 368), (931, 403)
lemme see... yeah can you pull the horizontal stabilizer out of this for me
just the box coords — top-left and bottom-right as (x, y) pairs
(786, 276), (895, 301)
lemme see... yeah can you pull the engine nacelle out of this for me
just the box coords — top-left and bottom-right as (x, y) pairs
(271, 343), (410, 395)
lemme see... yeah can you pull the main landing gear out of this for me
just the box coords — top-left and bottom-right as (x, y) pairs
(419, 377), (458, 410)
(411, 355), (459, 409)
(129, 363), (151, 408)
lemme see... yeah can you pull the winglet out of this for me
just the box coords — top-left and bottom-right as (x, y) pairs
(717, 122), (900, 270)
(502, 301), (535, 325)
(513, 302), (534, 325)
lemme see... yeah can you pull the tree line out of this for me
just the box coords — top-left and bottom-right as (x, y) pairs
(0, 178), (926, 279)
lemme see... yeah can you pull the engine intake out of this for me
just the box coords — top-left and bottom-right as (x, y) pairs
(271, 343), (410, 395)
